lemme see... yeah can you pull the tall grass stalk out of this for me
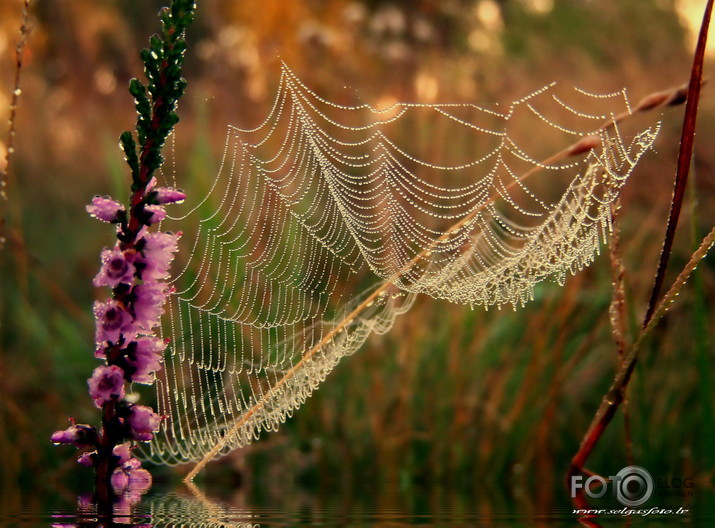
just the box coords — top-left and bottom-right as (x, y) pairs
(0, 0), (31, 490)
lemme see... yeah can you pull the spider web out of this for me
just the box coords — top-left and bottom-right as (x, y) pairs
(138, 64), (658, 465)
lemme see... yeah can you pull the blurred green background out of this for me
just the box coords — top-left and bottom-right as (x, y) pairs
(1, 0), (714, 512)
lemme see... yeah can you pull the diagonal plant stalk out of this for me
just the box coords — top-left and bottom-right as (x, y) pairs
(568, 0), (713, 480)
(184, 80), (689, 482)
(570, 223), (715, 480)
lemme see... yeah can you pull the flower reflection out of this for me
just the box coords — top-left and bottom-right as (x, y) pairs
(52, 486), (258, 528)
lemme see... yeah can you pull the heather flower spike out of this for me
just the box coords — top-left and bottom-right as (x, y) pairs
(53, 0), (195, 507)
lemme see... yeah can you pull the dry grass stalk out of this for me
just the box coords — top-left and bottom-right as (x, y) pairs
(607, 201), (628, 356)
(638, 224), (715, 345)
(0, 0), (31, 489)
(0, 0), (31, 248)
(606, 200), (633, 464)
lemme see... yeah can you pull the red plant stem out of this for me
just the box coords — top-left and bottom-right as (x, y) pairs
(569, 0), (712, 479)
(96, 399), (117, 509)
(643, 0), (713, 327)
(569, 357), (638, 474)
(125, 70), (169, 247)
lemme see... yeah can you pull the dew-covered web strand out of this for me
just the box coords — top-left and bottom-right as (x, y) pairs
(134, 64), (659, 472)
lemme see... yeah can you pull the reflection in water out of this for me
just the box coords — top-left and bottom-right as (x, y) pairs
(35, 480), (713, 527)
(150, 484), (257, 528)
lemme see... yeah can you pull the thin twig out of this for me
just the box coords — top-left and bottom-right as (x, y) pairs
(0, 0), (31, 251)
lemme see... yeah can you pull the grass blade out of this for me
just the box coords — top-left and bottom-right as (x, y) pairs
(643, 0), (713, 327)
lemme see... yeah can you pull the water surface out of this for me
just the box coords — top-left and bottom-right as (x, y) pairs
(2, 481), (713, 527)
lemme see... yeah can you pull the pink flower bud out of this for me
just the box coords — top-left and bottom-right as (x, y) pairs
(77, 451), (97, 467)
(153, 187), (186, 205)
(86, 196), (125, 223)
(50, 424), (97, 448)
(144, 204), (167, 225)
(128, 467), (152, 494)
(112, 442), (133, 465)
(127, 404), (162, 442)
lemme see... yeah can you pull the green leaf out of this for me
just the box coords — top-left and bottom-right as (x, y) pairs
(119, 130), (139, 184)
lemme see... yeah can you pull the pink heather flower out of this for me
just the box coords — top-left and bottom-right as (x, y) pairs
(128, 465), (152, 493)
(111, 457), (151, 493)
(113, 442), (133, 464)
(136, 231), (180, 281)
(111, 459), (152, 517)
(88, 365), (126, 408)
(132, 282), (170, 331)
(144, 204), (167, 225)
(50, 424), (97, 448)
(93, 247), (136, 288)
(126, 336), (166, 384)
(153, 187), (186, 205)
(127, 405), (162, 442)
(111, 466), (130, 493)
(94, 299), (136, 345)
(86, 196), (124, 223)
(77, 451), (96, 467)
